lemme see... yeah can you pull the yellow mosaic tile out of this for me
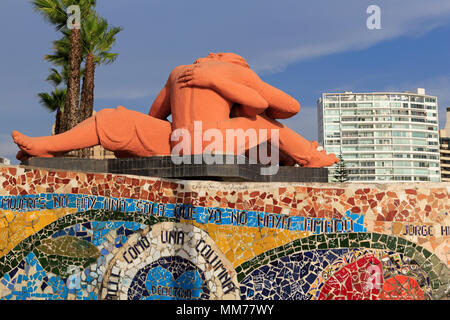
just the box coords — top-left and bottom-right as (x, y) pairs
(182, 219), (310, 268)
(0, 208), (78, 258)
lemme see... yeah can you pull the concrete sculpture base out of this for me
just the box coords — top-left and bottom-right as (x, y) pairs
(22, 156), (329, 182)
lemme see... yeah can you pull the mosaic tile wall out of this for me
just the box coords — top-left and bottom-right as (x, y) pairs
(0, 165), (448, 300)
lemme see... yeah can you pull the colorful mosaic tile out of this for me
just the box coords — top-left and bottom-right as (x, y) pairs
(0, 166), (448, 300)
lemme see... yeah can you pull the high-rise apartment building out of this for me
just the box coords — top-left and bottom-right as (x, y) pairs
(318, 89), (441, 182)
(439, 107), (450, 182)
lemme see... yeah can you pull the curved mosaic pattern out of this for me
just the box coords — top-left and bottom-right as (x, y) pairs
(236, 233), (449, 300)
(239, 249), (351, 300)
(0, 166), (448, 300)
(318, 254), (383, 300)
(128, 256), (209, 300)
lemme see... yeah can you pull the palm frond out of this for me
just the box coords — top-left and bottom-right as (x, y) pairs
(31, 0), (68, 30)
(78, 11), (123, 65)
(45, 68), (64, 86)
(31, 0), (97, 31)
(38, 87), (66, 112)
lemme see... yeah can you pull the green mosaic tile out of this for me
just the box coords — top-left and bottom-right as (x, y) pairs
(360, 241), (370, 248)
(371, 243), (384, 249)
(412, 253), (426, 265)
(339, 238), (349, 247)
(358, 233), (370, 241)
(379, 234), (388, 243)
(431, 280), (440, 289)
(307, 235), (317, 244)
(241, 261), (251, 270)
(349, 241), (360, 248)
(328, 239), (338, 249)
(348, 233), (358, 240)
(337, 233), (348, 240)
(438, 265), (449, 279)
(371, 233), (381, 243)
(428, 271), (438, 281)
(421, 262), (433, 273)
(292, 239), (301, 248)
(396, 245), (405, 254)
(404, 246), (415, 258)
(386, 237), (397, 251)
(269, 254), (278, 261)
(316, 234), (326, 243)
(422, 250), (431, 259)
(430, 255), (441, 266)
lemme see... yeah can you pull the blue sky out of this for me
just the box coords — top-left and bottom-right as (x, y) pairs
(1, 0), (450, 164)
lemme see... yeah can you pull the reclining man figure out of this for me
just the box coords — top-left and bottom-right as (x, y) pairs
(12, 52), (338, 167)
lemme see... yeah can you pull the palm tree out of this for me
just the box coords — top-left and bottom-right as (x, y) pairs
(31, 0), (96, 132)
(39, 67), (68, 135)
(77, 13), (122, 158)
(43, 34), (84, 135)
(45, 32), (85, 87)
(79, 12), (122, 122)
(38, 87), (66, 135)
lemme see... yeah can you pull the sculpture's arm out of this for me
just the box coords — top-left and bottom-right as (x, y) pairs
(177, 65), (268, 117)
(177, 63), (300, 119)
(250, 75), (301, 119)
(148, 79), (171, 120)
(211, 78), (269, 116)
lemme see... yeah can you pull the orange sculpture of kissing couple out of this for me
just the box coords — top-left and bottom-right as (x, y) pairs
(12, 52), (338, 168)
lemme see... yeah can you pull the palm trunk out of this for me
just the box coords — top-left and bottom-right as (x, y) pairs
(55, 107), (63, 135)
(79, 53), (96, 158)
(80, 53), (96, 121)
(62, 28), (82, 133)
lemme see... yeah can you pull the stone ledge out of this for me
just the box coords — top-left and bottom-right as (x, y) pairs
(22, 155), (328, 182)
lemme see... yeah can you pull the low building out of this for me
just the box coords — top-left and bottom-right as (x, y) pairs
(0, 156), (11, 166)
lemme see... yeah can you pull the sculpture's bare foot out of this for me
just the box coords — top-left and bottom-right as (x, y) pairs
(12, 130), (58, 160)
(303, 152), (339, 168)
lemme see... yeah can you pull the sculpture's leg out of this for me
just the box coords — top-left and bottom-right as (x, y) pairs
(195, 114), (338, 167)
(12, 106), (172, 161)
(12, 116), (100, 161)
(95, 106), (172, 157)
(259, 115), (338, 167)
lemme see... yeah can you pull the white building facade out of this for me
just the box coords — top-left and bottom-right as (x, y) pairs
(439, 107), (450, 182)
(318, 89), (441, 182)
